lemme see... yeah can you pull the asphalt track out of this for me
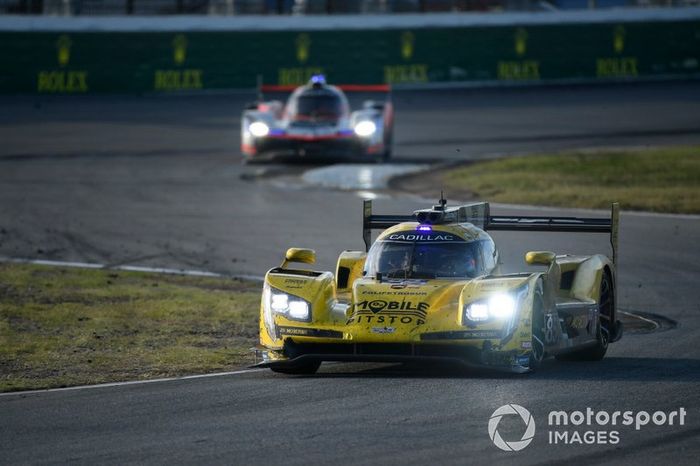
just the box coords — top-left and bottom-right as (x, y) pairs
(1, 81), (700, 465)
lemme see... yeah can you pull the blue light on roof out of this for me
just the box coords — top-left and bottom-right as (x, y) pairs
(417, 225), (432, 231)
(310, 74), (326, 84)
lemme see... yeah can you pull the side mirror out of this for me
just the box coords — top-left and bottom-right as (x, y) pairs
(281, 248), (316, 268)
(525, 251), (556, 266)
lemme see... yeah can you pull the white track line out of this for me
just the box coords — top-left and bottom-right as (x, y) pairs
(0, 368), (267, 397)
(0, 256), (264, 281)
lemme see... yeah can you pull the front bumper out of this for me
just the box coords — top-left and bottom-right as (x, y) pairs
(252, 340), (532, 374)
(244, 136), (381, 161)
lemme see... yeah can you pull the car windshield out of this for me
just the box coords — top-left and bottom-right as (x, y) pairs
(365, 239), (486, 280)
(290, 94), (343, 119)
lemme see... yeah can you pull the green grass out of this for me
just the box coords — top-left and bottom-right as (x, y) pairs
(443, 146), (700, 213)
(0, 263), (261, 392)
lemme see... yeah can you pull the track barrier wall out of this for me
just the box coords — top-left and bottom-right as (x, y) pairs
(1, 16), (699, 94)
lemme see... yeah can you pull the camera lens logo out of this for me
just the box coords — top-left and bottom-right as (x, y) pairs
(488, 404), (536, 452)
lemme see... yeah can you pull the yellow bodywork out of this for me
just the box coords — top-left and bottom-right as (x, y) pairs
(257, 219), (615, 371)
(261, 223), (527, 367)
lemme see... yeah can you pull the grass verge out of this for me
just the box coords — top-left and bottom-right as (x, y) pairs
(0, 263), (261, 392)
(441, 146), (700, 214)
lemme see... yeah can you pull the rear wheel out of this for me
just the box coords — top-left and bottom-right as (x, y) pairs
(557, 271), (612, 361)
(269, 360), (321, 375)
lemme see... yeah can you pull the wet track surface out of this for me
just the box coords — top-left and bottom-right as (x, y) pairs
(1, 82), (700, 464)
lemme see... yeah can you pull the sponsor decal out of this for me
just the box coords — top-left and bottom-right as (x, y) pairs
(348, 299), (429, 326)
(596, 26), (638, 79)
(283, 278), (308, 289)
(278, 67), (324, 86)
(544, 315), (558, 344)
(357, 300), (429, 313)
(371, 326), (396, 334)
(401, 31), (414, 61)
(37, 35), (89, 93)
(154, 70), (203, 91)
(296, 33), (310, 63)
(496, 29), (541, 81)
(278, 326), (343, 338)
(353, 315), (424, 325)
(383, 64), (428, 84)
(596, 57), (638, 78)
(284, 278), (307, 284)
(497, 61), (540, 81)
(386, 233), (457, 242)
(154, 35), (204, 91)
(479, 281), (510, 289)
(569, 316), (587, 330)
(360, 290), (428, 296)
(38, 71), (88, 93)
(515, 28), (528, 56)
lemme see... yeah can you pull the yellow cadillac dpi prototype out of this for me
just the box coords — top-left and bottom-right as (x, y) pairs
(254, 198), (623, 374)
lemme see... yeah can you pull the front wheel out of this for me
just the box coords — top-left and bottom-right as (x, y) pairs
(557, 271), (612, 362)
(381, 144), (392, 162)
(381, 128), (393, 162)
(374, 146), (391, 164)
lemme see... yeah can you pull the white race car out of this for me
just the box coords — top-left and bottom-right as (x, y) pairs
(241, 75), (393, 162)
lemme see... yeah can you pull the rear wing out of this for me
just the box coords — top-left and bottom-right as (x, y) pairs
(260, 84), (391, 93)
(256, 74), (391, 101)
(362, 200), (413, 252)
(362, 200), (620, 265)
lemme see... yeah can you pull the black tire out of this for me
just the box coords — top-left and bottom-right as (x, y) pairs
(557, 271), (612, 361)
(381, 129), (393, 162)
(375, 147), (390, 164)
(529, 292), (546, 371)
(269, 360), (321, 375)
(382, 146), (392, 162)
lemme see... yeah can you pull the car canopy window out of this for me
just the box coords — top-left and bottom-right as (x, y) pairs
(287, 91), (346, 119)
(365, 236), (493, 279)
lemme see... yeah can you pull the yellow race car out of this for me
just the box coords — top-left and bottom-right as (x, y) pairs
(254, 197), (623, 374)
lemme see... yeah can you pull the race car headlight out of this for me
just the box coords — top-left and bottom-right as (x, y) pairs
(354, 120), (376, 137)
(464, 292), (520, 323)
(489, 294), (517, 319)
(264, 284), (311, 322)
(249, 121), (270, 138)
(465, 302), (490, 321)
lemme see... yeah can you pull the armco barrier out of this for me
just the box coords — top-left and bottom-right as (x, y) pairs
(0, 14), (699, 94)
